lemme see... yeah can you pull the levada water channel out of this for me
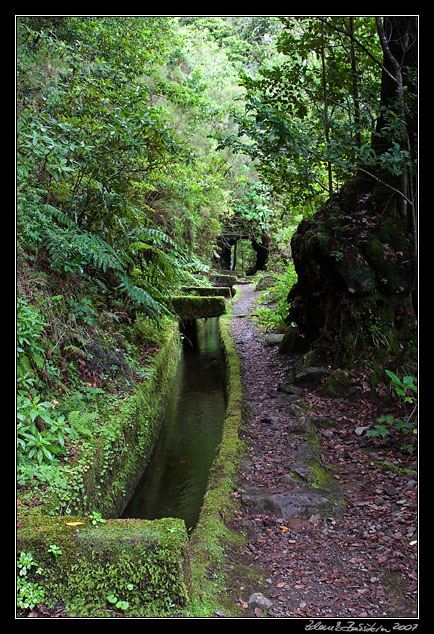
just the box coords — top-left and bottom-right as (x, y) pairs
(122, 317), (227, 532)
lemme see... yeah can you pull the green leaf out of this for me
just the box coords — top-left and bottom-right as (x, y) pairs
(107, 593), (118, 604)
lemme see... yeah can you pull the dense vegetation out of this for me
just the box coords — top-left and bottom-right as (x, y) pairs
(16, 16), (293, 492)
(16, 16), (417, 611)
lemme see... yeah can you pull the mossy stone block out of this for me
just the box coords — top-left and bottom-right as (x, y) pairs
(17, 515), (190, 617)
(180, 286), (232, 298)
(171, 296), (226, 319)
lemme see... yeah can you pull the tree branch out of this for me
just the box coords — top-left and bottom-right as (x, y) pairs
(375, 17), (402, 78)
(316, 16), (399, 86)
(354, 165), (414, 206)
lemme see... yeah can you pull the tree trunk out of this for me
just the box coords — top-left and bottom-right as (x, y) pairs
(320, 22), (333, 197)
(348, 17), (361, 150)
(373, 17), (417, 229)
(251, 236), (270, 271)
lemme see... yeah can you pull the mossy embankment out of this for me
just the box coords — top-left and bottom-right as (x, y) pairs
(29, 320), (181, 519)
(17, 284), (257, 618)
(17, 320), (189, 617)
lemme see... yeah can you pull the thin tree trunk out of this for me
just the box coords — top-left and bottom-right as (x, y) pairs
(349, 17), (361, 150)
(320, 22), (333, 197)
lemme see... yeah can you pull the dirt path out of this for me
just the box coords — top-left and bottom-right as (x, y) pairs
(229, 283), (418, 619)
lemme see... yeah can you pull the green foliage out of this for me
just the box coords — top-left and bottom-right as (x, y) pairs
(106, 593), (130, 612)
(16, 16), (250, 328)
(67, 297), (98, 325)
(228, 181), (274, 239)
(365, 423), (391, 439)
(385, 370), (417, 404)
(67, 410), (100, 439)
(17, 20), (185, 302)
(255, 262), (298, 330)
(17, 393), (77, 465)
(89, 511), (106, 526)
(367, 371), (417, 452)
(17, 294), (79, 467)
(178, 16), (282, 72)
(48, 543), (62, 557)
(16, 296), (46, 380)
(218, 16), (415, 213)
(17, 552), (46, 610)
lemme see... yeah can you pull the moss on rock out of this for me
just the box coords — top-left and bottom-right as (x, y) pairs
(170, 295), (226, 320)
(321, 368), (352, 398)
(287, 180), (417, 368)
(181, 286), (232, 298)
(17, 515), (190, 617)
(278, 325), (309, 354)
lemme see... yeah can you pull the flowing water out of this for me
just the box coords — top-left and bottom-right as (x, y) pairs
(122, 317), (226, 531)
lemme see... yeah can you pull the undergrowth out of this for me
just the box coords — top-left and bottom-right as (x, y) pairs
(254, 262), (297, 331)
(16, 247), (182, 510)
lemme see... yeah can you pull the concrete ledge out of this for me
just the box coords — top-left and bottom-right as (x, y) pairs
(186, 306), (250, 615)
(209, 273), (238, 288)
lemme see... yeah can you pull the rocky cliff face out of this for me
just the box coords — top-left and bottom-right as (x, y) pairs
(286, 179), (417, 366)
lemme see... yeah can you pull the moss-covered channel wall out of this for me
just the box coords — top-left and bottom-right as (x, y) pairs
(17, 302), (247, 617)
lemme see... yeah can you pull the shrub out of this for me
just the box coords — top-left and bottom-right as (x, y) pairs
(255, 262), (297, 330)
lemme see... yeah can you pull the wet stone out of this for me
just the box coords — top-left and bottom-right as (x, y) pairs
(241, 487), (345, 520)
(248, 592), (273, 611)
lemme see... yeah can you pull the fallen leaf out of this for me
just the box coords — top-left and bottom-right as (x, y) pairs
(254, 607), (263, 617)
(65, 521), (84, 526)
(355, 426), (370, 436)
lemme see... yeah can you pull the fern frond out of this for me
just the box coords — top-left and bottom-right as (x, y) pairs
(43, 204), (78, 230)
(41, 204), (174, 323)
(128, 226), (177, 249)
(117, 274), (171, 323)
(45, 227), (125, 274)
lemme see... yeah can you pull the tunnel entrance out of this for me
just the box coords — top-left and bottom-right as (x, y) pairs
(231, 238), (256, 271)
(216, 233), (269, 274)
